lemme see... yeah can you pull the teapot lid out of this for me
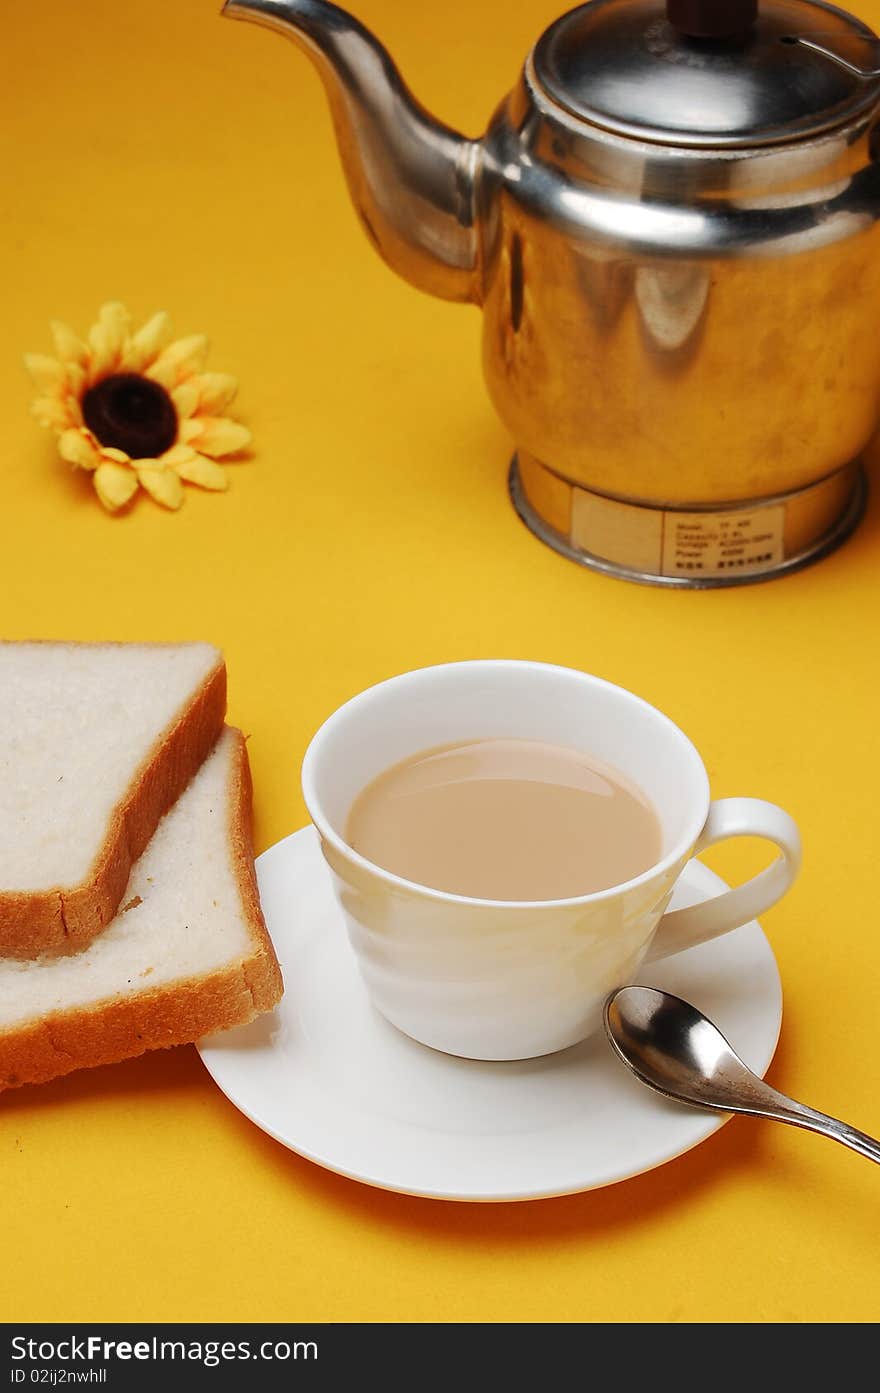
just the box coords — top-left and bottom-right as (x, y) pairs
(532, 0), (880, 147)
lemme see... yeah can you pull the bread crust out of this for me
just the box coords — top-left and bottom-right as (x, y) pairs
(0, 729), (283, 1092)
(0, 646), (227, 959)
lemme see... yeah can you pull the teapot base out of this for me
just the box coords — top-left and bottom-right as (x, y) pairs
(509, 453), (866, 589)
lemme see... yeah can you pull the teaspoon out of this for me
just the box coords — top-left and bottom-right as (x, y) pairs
(604, 986), (880, 1165)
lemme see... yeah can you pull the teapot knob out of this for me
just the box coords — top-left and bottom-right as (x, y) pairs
(666, 0), (758, 39)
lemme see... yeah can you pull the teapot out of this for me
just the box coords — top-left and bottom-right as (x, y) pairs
(224, 0), (880, 585)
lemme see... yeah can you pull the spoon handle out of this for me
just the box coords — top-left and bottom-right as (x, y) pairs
(749, 1086), (880, 1165)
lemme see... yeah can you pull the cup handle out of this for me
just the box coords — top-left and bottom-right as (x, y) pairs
(644, 797), (802, 963)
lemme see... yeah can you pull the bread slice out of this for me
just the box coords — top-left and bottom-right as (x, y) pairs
(0, 640), (226, 958)
(0, 726), (282, 1092)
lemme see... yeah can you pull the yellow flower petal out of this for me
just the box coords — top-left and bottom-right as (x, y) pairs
(96, 301), (131, 343)
(160, 442), (196, 467)
(64, 393), (84, 427)
(99, 446), (131, 464)
(170, 380), (200, 420)
(50, 320), (89, 366)
(121, 311), (172, 371)
(87, 330), (115, 379)
(30, 395), (75, 430)
(93, 462), (139, 512)
(24, 354), (67, 391)
(142, 355), (176, 390)
(136, 463), (184, 510)
(64, 362), (87, 398)
(87, 302), (131, 379)
(169, 451), (228, 491)
(146, 334), (208, 388)
(188, 416), (251, 457)
(178, 418), (205, 444)
(194, 372), (238, 414)
(58, 429), (101, 471)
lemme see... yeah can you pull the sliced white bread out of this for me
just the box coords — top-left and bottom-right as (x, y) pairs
(0, 726), (282, 1092)
(0, 640), (226, 958)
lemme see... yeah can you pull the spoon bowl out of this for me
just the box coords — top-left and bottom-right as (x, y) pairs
(604, 986), (880, 1165)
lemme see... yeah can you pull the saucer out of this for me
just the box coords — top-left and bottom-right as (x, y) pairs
(198, 827), (782, 1202)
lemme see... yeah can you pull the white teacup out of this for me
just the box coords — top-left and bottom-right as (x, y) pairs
(301, 661), (800, 1061)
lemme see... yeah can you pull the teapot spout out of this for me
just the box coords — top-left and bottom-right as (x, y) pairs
(222, 0), (480, 302)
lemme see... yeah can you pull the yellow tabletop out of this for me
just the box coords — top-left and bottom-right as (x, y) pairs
(2, 0), (880, 1325)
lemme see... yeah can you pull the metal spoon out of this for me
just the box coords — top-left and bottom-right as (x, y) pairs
(604, 986), (880, 1165)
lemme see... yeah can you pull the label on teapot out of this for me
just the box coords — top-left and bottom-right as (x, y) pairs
(570, 489), (785, 579)
(660, 507), (785, 579)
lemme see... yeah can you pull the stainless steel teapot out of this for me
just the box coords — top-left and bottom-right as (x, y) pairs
(224, 0), (880, 585)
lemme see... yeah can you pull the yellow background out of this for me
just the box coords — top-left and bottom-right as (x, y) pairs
(2, 0), (880, 1324)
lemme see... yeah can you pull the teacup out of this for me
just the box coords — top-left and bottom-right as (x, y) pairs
(301, 660), (800, 1061)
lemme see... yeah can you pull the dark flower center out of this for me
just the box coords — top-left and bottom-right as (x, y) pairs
(81, 373), (177, 458)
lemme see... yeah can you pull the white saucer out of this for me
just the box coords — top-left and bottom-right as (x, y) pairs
(198, 826), (782, 1202)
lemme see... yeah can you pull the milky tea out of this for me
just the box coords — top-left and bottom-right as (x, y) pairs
(345, 738), (662, 901)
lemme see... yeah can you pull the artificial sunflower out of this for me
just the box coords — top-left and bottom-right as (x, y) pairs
(25, 302), (251, 512)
